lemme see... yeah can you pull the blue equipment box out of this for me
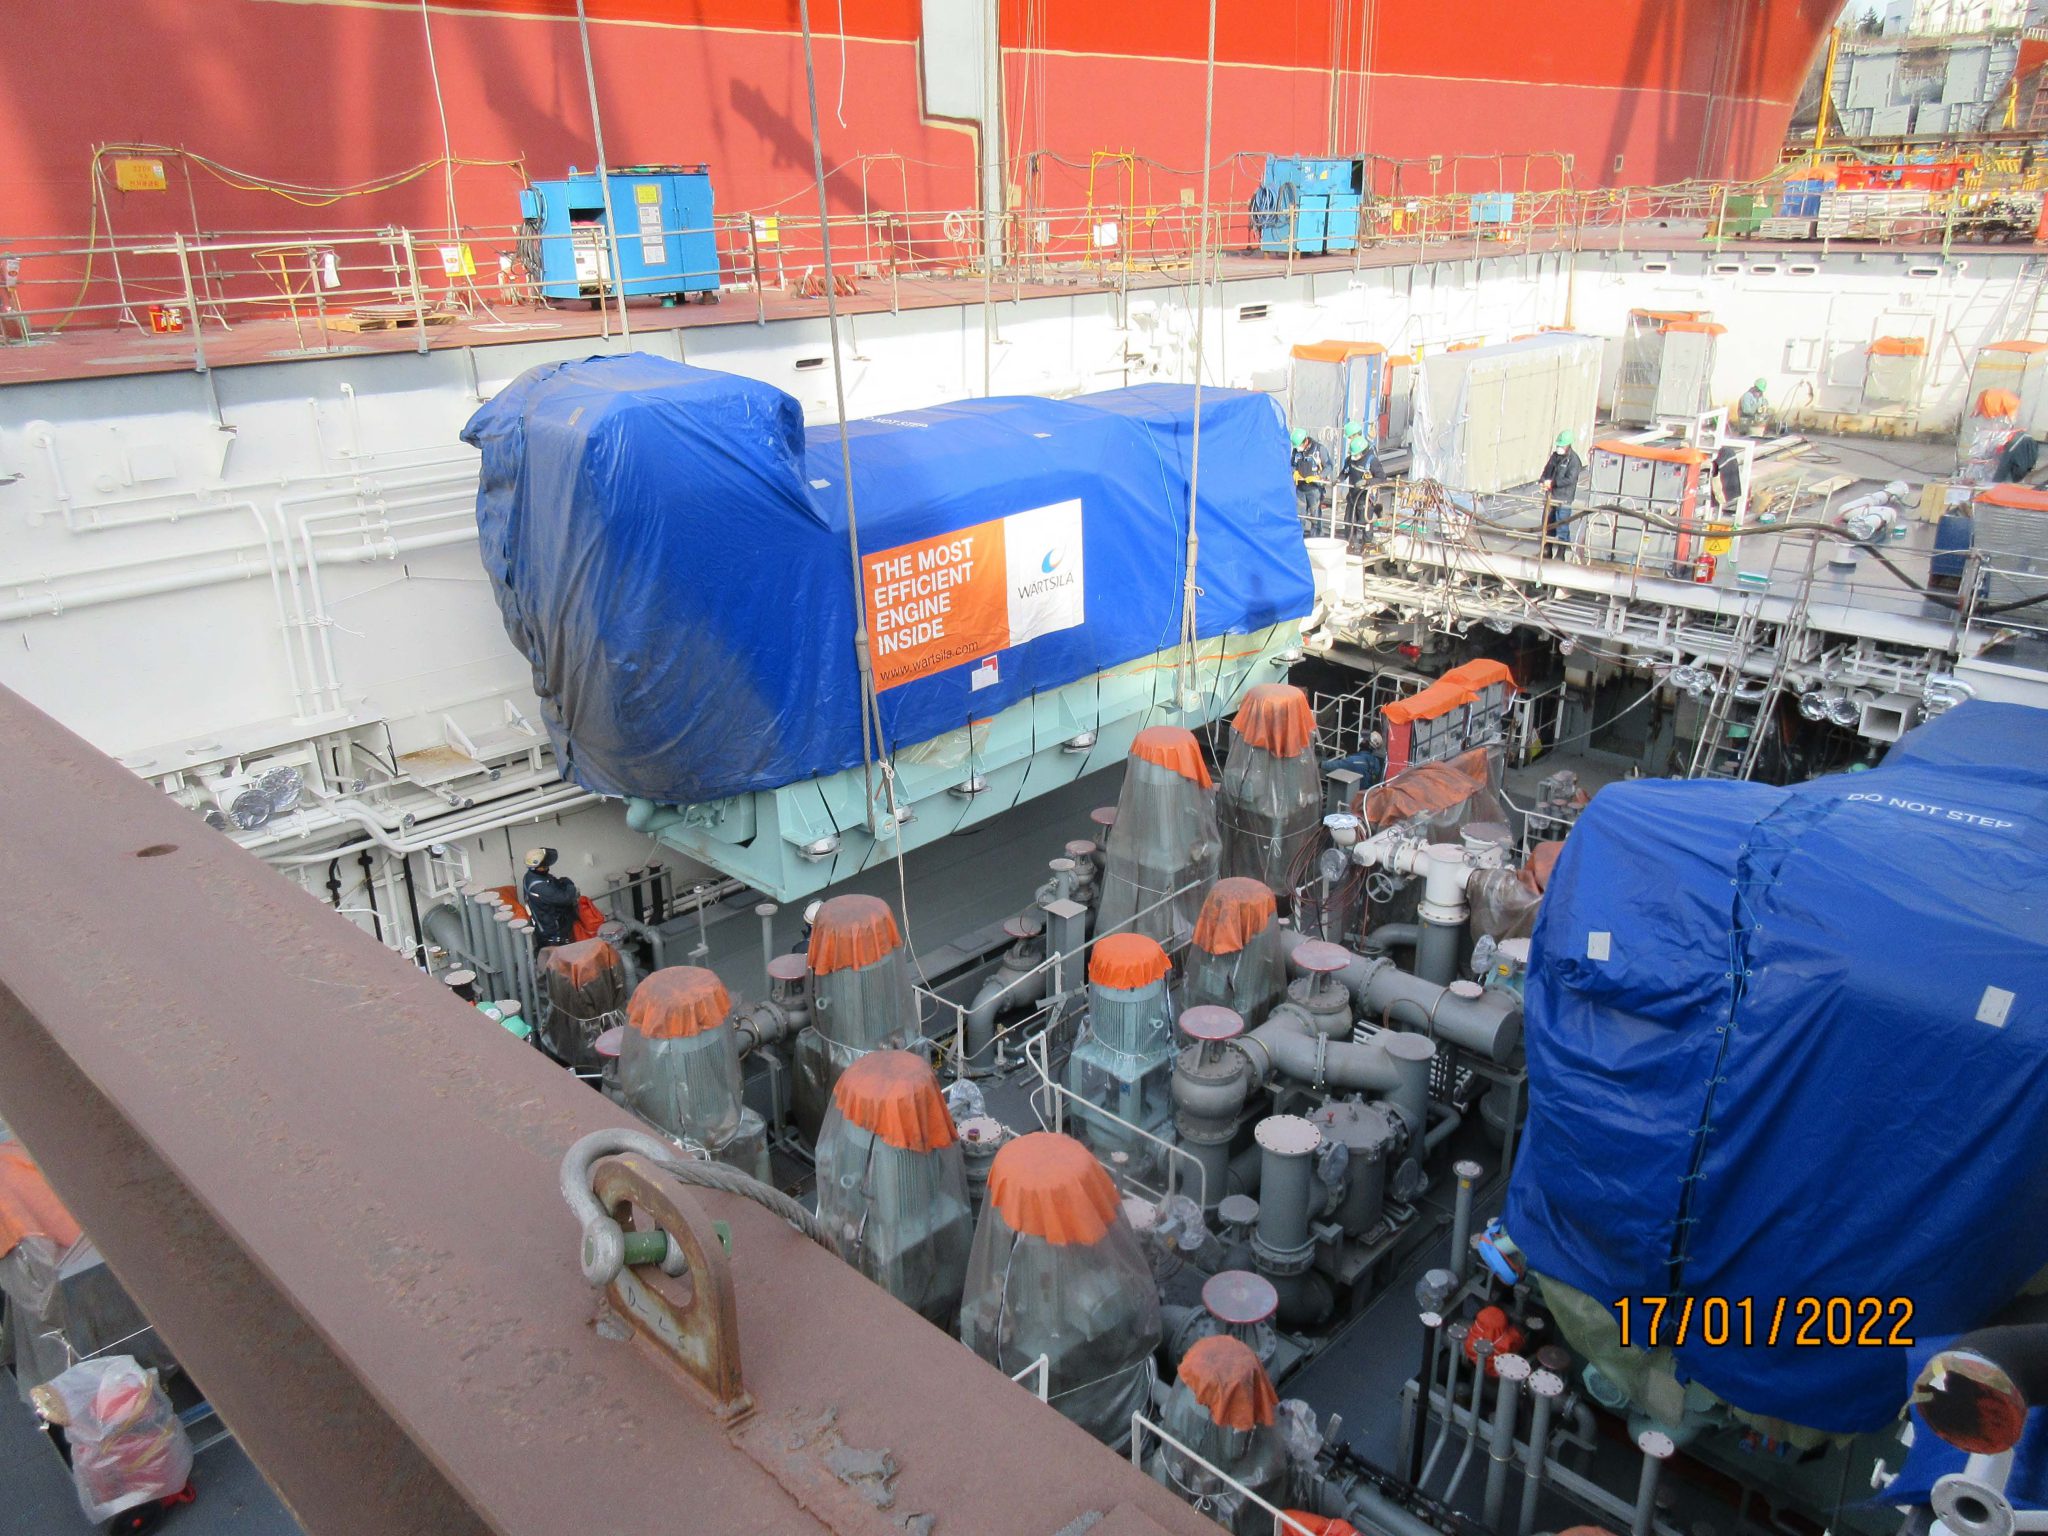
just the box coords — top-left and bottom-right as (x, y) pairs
(1252, 157), (1364, 256)
(518, 165), (719, 303)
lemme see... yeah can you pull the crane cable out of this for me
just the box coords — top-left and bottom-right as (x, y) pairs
(1176, 0), (1221, 699)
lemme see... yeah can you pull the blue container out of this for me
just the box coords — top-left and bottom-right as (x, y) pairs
(1253, 156), (1363, 255)
(520, 165), (719, 304)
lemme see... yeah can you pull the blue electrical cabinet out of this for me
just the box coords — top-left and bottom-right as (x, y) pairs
(519, 166), (720, 304)
(1252, 157), (1364, 255)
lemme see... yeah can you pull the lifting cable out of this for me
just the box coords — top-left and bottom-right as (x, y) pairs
(1176, 0), (1222, 699)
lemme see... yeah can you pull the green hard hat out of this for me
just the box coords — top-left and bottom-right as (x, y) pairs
(1555, 430), (1574, 448)
(1347, 429), (1368, 453)
(1754, 378), (1768, 391)
(1290, 428), (1308, 448)
(1344, 418), (1366, 436)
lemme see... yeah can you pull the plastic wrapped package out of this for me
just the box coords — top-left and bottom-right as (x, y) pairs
(539, 936), (630, 1068)
(960, 1132), (1162, 1445)
(794, 895), (920, 1139)
(1184, 878), (1288, 1025)
(1099, 727), (1222, 946)
(1147, 1334), (1293, 1534)
(31, 1357), (192, 1523)
(813, 1051), (974, 1327)
(617, 967), (744, 1152)
(1357, 745), (1506, 839)
(1467, 840), (1563, 942)
(1219, 684), (1322, 900)
(1067, 934), (1177, 1159)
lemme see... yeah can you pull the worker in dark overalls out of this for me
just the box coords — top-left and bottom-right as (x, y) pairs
(1291, 428), (1331, 535)
(1538, 431), (1583, 558)
(520, 847), (581, 949)
(1336, 420), (1379, 537)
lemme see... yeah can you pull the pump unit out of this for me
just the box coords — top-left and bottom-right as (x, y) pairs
(1378, 661), (1513, 778)
(1098, 726), (1222, 946)
(1220, 683), (1321, 897)
(1146, 1335), (1293, 1533)
(1614, 311), (1723, 425)
(538, 937), (629, 1070)
(616, 966), (769, 1176)
(1067, 934), (1177, 1159)
(1863, 336), (1927, 411)
(1184, 879), (1288, 1026)
(792, 895), (919, 1140)
(1580, 436), (1715, 574)
(519, 166), (719, 304)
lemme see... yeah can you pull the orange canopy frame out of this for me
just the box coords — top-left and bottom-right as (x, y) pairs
(539, 937), (623, 989)
(626, 966), (731, 1040)
(1179, 1334), (1280, 1430)
(986, 1132), (1120, 1246)
(0, 1143), (82, 1258)
(1290, 339), (1385, 362)
(1192, 877), (1278, 956)
(1868, 336), (1927, 357)
(807, 894), (902, 976)
(1089, 931), (1172, 990)
(1129, 725), (1213, 788)
(1232, 683), (1316, 759)
(831, 1050), (957, 1152)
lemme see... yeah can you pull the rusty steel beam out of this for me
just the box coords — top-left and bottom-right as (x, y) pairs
(0, 687), (1215, 1536)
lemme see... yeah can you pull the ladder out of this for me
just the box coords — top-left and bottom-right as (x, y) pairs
(1686, 599), (1766, 781)
(1731, 543), (1820, 781)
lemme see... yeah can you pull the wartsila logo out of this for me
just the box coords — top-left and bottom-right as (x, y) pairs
(1016, 546), (1077, 598)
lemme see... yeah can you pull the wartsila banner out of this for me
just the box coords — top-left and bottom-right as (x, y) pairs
(465, 358), (1312, 805)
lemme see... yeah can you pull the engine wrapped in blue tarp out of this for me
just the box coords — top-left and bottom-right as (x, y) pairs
(462, 357), (1312, 805)
(1506, 702), (2048, 1435)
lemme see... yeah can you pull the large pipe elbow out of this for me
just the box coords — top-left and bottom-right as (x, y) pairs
(1236, 1011), (1434, 1137)
(1281, 931), (1521, 1063)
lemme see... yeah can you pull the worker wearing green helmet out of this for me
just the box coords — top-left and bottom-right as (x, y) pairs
(1738, 378), (1771, 436)
(1539, 430), (1583, 559)
(1290, 425), (1332, 534)
(1337, 418), (1379, 534)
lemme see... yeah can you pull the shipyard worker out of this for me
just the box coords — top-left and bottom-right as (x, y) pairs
(1538, 431), (1582, 557)
(789, 898), (824, 954)
(1337, 420), (1379, 533)
(1737, 377), (1771, 436)
(521, 848), (581, 949)
(1290, 428), (1331, 534)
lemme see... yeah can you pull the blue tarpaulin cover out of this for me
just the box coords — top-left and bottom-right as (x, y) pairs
(462, 358), (1312, 804)
(1506, 703), (2048, 1435)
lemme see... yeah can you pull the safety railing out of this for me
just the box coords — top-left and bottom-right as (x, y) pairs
(1021, 1026), (1210, 1211)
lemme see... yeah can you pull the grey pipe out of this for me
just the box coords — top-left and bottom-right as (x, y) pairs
(1631, 1430), (1674, 1536)
(1425, 1106), (1464, 1156)
(489, 907), (518, 1001)
(1361, 922), (1421, 957)
(1251, 1115), (1320, 1268)
(1347, 1481), (1453, 1536)
(1443, 1336), (1491, 1503)
(1281, 931), (1520, 1062)
(965, 957), (1050, 1064)
(1517, 1369), (1563, 1536)
(1450, 1159), (1482, 1285)
(1483, 1354), (1528, 1531)
(509, 918), (537, 1027)
(755, 902), (778, 977)
(424, 902), (474, 967)
(471, 893), (504, 988)
(1237, 1012), (1435, 1137)
(1419, 1320), (1467, 1489)
(1417, 917), (1463, 987)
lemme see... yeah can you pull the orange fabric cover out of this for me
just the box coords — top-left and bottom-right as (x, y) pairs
(573, 894), (605, 942)
(1440, 658), (1516, 697)
(807, 894), (902, 975)
(1387, 354), (1415, 370)
(987, 1132), (1119, 1245)
(1594, 438), (1708, 466)
(1130, 725), (1213, 787)
(539, 937), (623, 988)
(1179, 1334), (1279, 1430)
(1381, 677), (1476, 727)
(1519, 840), (1565, 895)
(1279, 1518), (1359, 1536)
(1978, 483), (2048, 511)
(1290, 339), (1384, 362)
(1868, 336), (1926, 357)
(832, 1050), (957, 1152)
(1192, 878), (1278, 955)
(1987, 340), (2048, 355)
(1662, 320), (1726, 335)
(1359, 747), (1493, 826)
(627, 966), (731, 1040)
(1090, 932), (1172, 989)
(490, 884), (527, 920)
(0, 1143), (81, 1258)
(1978, 388), (2023, 418)
(1632, 308), (1706, 324)
(1232, 683), (1316, 758)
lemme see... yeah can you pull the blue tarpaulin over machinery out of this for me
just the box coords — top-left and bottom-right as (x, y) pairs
(462, 358), (1312, 897)
(1505, 703), (2048, 1437)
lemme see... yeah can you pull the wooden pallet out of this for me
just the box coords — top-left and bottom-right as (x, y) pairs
(323, 306), (460, 333)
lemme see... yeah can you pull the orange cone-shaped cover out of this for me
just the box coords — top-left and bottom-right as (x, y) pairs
(1279, 1518), (1359, 1536)
(539, 937), (623, 988)
(807, 894), (902, 976)
(627, 967), (732, 1040)
(1192, 878), (1278, 956)
(832, 1050), (957, 1152)
(1232, 683), (1316, 759)
(987, 1132), (1120, 1245)
(1179, 1334), (1279, 1430)
(1518, 839), (1564, 895)
(1979, 387), (2022, 419)
(1129, 725), (1213, 788)
(0, 1143), (82, 1257)
(1089, 932), (1172, 990)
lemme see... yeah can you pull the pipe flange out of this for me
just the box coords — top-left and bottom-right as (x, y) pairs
(1250, 1232), (1317, 1277)
(1418, 899), (1468, 926)
(1933, 1476), (2016, 1536)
